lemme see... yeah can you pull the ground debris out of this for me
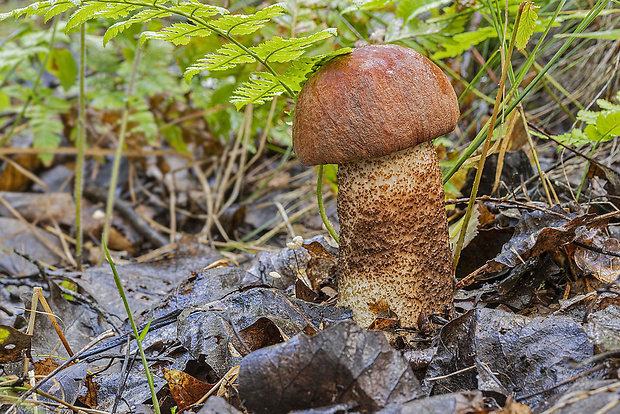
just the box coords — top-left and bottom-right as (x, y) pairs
(238, 321), (422, 414)
(424, 308), (594, 412)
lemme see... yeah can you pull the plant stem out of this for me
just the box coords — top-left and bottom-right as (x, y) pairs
(317, 165), (339, 244)
(75, 24), (86, 270)
(101, 30), (143, 255)
(451, 2), (524, 275)
(103, 243), (161, 414)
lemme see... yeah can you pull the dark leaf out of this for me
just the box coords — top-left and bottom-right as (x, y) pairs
(425, 308), (593, 411)
(197, 396), (242, 414)
(178, 288), (352, 376)
(377, 390), (484, 414)
(163, 368), (213, 411)
(459, 207), (611, 288)
(239, 321), (422, 414)
(0, 325), (31, 362)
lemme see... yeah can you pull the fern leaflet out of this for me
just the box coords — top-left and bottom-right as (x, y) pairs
(251, 29), (336, 63)
(231, 72), (286, 110)
(432, 27), (496, 59)
(210, 3), (286, 36)
(0, 1), (57, 20)
(104, 9), (171, 46)
(141, 22), (213, 46)
(167, 2), (227, 19)
(44, 2), (75, 22)
(185, 44), (254, 81)
(66, 3), (141, 32)
(230, 48), (352, 109)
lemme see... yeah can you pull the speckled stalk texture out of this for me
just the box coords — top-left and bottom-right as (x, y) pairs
(337, 141), (453, 328)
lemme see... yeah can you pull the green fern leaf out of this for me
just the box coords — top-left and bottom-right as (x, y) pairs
(0, 1), (54, 20)
(432, 27), (496, 59)
(104, 10), (172, 46)
(251, 29), (336, 63)
(44, 2), (76, 22)
(230, 72), (286, 110)
(184, 44), (254, 82)
(210, 3), (286, 36)
(595, 111), (620, 139)
(396, 0), (452, 21)
(168, 2), (227, 19)
(596, 98), (620, 112)
(576, 109), (599, 125)
(141, 22), (213, 46)
(280, 58), (319, 92)
(352, 0), (396, 11)
(281, 48), (353, 92)
(66, 3), (141, 32)
(552, 129), (590, 147)
(516, 2), (540, 51)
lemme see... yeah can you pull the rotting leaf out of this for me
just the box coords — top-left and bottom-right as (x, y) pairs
(93, 372), (166, 412)
(0, 217), (65, 276)
(197, 396), (242, 413)
(238, 317), (284, 351)
(587, 163), (620, 208)
(66, 242), (224, 320)
(0, 325), (31, 362)
(163, 368), (213, 411)
(377, 390), (484, 414)
(572, 230), (620, 283)
(178, 287), (352, 377)
(22, 281), (100, 359)
(38, 362), (88, 410)
(458, 207), (612, 288)
(245, 236), (337, 292)
(584, 304), (620, 352)
(544, 380), (620, 414)
(424, 308), (593, 412)
(238, 321), (422, 414)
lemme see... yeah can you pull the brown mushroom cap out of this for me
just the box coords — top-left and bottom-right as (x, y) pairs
(292, 44), (459, 166)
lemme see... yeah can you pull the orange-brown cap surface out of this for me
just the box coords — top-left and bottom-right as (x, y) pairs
(292, 44), (459, 166)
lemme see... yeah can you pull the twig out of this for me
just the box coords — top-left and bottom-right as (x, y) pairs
(84, 183), (168, 247)
(426, 365), (477, 381)
(8, 330), (115, 413)
(572, 241), (620, 258)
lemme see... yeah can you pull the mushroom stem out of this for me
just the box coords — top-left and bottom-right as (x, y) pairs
(337, 141), (453, 328)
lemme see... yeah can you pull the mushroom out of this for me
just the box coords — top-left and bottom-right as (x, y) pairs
(292, 44), (459, 329)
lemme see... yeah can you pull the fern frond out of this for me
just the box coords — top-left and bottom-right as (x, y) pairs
(184, 44), (254, 82)
(597, 98), (620, 112)
(168, 1), (227, 19)
(0, 1), (56, 21)
(230, 72), (285, 110)
(352, 0), (396, 11)
(432, 27), (496, 59)
(66, 3), (141, 32)
(396, 0), (452, 21)
(251, 29), (336, 63)
(44, 2), (76, 22)
(141, 22), (213, 46)
(104, 9), (172, 46)
(279, 48), (352, 92)
(210, 3), (286, 36)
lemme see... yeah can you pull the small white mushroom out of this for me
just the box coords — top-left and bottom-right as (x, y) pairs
(292, 44), (460, 328)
